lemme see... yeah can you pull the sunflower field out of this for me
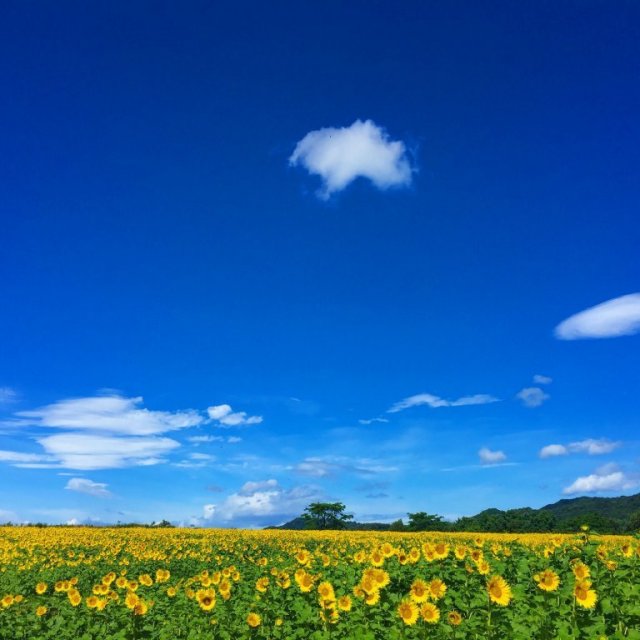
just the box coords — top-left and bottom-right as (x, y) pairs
(0, 526), (639, 640)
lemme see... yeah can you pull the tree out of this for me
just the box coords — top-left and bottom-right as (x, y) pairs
(406, 512), (447, 531)
(303, 502), (353, 530)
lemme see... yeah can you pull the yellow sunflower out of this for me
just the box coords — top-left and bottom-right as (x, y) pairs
(535, 569), (560, 592)
(398, 600), (419, 625)
(247, 612), (261, 628)
(487, 575), (512, 606)
(574, 580), (597, 609)
(420, 602), (440, 624)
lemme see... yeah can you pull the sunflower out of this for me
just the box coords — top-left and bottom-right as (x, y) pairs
(535, 569), (560, 592)
(35, 605), (48, 617)
(409, 579), (429, 603)
(133, 600), (149, 616)
(572, 562), (590, 580)
(420, 602), (440, 623)
(139, 574), (153, 587)
(86, 595), (99, 609)
(428, 579), (447, 600)
(317, 581), (335, 602)
(574, 580), (597, 609)
(247, 612), (261, 628)
(1, 596), (14, 608)
(197, 588), (216, 612)
(295, 572), (314, 593)
(448, 611), (462, 626)
(125, 592), (139, 609)
(68, 590), (82, 607)
(115, 576), (128, 589)
(487, 575), (512, 606)
(364, 589), (380, 606)
(35, 582), (47, 595)
(166, 586), (177, 597)
(398, 600), (419, 625)
(337, 595), (352, 612)
(255, 577), (269, 593)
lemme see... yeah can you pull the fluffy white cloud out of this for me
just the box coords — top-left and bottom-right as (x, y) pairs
(65, 477), (112, 498)
(555, 293), (640, 340)
(388, 392), (499, 413)
(533, 375), (553, 385)
(37, 434), (179, 470)
(207, 404), (263, 427)
(14, 395), (203, 435)
(289, 119), (413, 199)
(202, 480), (322, 527)
(516, 387), (550, 408)
(563, 465), (638, 495)
(540, 438), (620, 458)
(0, 387), (17, 404)
(539, 444), (568, 458)
(478, 447), (507, 464)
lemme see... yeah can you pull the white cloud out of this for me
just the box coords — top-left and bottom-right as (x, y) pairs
(207, 404), (263, 427)
(37, 433), (179, 470)
(388, 392), (499, 413)
(227, 436), (242, 444)
(0, 387), (17, 404)
(0, 450), (55, 464)
(188, 435), (224, 443)
(569, 439), (620, 455)
(516, 387), (550, 408)
(358, 418), (389, 425)
(533, 374), (552, 385)
(539, 444), (568, 458)
(293, 456), (398, 478)
(289, 119), (413, 199)
(13, 395), (203, 435)
(202, 480), (322, 527)
(65, 477), (112, 498)
(563, 465), (638, 495)
(540, 438), (620, 458)
(555, 293), (640, 340)
(478, 447), (507, 464)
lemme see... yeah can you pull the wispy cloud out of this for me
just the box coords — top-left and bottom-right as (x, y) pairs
(516, 387), (550, 408)
(478, 447), (507, 464)
(289, 119), (413, 199)
(555, 293), (640, 340)
(293, 456), (397, 478)
(358, 418), (389, 425)
(539, 438), (620, 458)
(188, 435), (242, 444)
(0, 387), (17, 404)
(563, 464), (638, 495)
(65, 477), (112, 498)
(207, 404), (263, 427)
(11, 394), (203, 436)
(533, 375), (552, 385)
(38, 433), (179, 470)
(388, 392), (499, 413)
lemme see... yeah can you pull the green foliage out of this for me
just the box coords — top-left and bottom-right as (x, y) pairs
(302, 502), (353, 530)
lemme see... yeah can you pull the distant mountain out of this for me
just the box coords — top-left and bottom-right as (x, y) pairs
(540, 493), (640, 523)
(270, 492), (640, 533)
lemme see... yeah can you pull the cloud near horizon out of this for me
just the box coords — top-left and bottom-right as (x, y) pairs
(555, 293), (640, 340)
(289, 119), (413, 199)
(563, 464), (638, 495)
(388, 392), (499, 413)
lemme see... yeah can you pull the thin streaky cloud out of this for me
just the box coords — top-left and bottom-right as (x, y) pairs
(388, 392), (499, 413)
(540, 438), (620, 458)
(555, 293), (640, 340)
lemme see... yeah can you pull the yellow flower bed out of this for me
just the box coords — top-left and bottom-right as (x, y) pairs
(0, 527), (639, 639)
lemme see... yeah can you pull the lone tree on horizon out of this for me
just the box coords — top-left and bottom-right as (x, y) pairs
(303, 502), (353, 530)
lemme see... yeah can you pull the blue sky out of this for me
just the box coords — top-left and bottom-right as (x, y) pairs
(1, 1), (639, 527)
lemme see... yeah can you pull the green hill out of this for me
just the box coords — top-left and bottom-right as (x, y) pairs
(272, 492), (640, 533)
